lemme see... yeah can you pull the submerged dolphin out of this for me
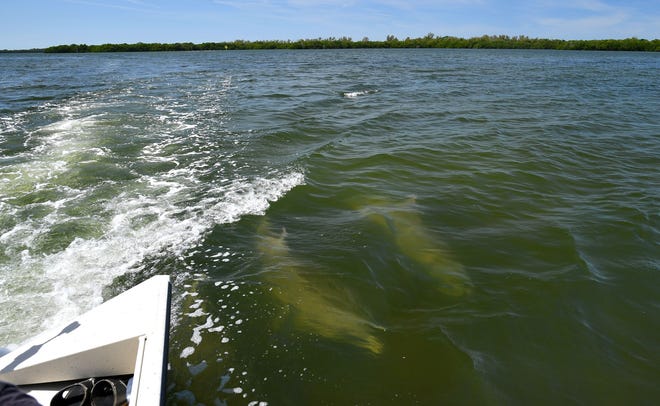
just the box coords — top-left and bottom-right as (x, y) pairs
(355, 196), (472, 297)
(256, 219), (383, 354)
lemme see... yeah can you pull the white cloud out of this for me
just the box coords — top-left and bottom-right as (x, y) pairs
(570, 0), (617, 12)
(539, 11), (627, 32)
(527, 0), (660, 38)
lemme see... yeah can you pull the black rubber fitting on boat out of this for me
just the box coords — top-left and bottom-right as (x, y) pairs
(90, 379), (127, 406)
(50, 378), (95, 406)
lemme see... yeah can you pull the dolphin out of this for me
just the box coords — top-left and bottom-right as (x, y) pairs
(355, 196), (472, 297)
(256, 218), (383, 354)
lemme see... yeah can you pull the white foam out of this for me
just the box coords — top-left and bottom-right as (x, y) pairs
(187, 309), (207, 318)
(1, 85), (306, 346)
(224, 387), (243, 394)
(2, 168), (304, 345)
(343, 89), (378, 98)
(190, 316), (215, 345)
(0, 112), (27, 135)
(180, 347), (195, 358)
(0, 114), (121, 342)
(189, 299), (204, 309)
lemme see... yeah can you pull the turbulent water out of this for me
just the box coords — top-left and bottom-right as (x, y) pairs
(0, 49), (658, 404)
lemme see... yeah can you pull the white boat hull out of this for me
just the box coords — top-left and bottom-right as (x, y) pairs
(0, 275), (171, 405)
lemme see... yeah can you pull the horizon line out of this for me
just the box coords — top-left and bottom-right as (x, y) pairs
(3, 34), (659, 52)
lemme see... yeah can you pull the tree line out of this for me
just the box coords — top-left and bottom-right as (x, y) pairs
(43, 34), (659, 53)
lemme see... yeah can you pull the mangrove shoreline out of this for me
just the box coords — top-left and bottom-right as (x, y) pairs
(4, 35), (659, 53)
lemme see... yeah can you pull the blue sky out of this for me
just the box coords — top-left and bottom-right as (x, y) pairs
(1, 0), (658, 49)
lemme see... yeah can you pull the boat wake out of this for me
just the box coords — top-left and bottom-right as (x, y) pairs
(0, 90), (305, 347)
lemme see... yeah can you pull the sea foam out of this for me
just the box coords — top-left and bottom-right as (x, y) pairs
(0, 94), (305, 345)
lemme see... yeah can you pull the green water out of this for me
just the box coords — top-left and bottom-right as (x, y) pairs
(0, 49), (658, 405)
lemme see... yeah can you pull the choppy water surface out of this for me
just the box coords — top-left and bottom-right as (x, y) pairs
(1, 49), (658, 404)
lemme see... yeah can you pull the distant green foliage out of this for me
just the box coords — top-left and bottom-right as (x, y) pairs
(43, 35), (660, 53)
